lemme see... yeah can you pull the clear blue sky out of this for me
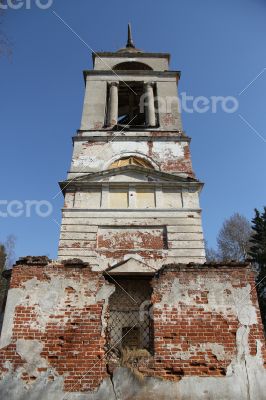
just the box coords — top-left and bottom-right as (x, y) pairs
(1, 0), (266, 260)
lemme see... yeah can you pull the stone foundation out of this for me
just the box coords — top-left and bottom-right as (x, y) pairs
(0, 258), (265, 399)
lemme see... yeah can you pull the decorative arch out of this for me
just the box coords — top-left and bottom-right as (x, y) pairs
(104, 152), (159, 171)
(109, 156), (153, 170)
(113, 61), (153, 71)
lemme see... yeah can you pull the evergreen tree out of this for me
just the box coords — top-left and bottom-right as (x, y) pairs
(249, 207), (266, 266)
(249, 207), (266, 332)
(0, 244), (7, 329)
(0, 244), (6, 273)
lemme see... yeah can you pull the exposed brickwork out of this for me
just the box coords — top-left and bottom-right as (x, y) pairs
(146, 140), (194, 176)
(0, 263), (111, 392)
(73, 139), (194, 177)
(148, 264), (266, 380)
(97, 227), (167, 250)
(161, 144), (194, 177)
(98, 249), (164, 261)
(160, 113), (179, 128)
(0, 262), (265, 394)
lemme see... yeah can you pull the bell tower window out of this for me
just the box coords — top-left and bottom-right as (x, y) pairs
(118, 81), (145, 127)
(106, 81), (157, 128)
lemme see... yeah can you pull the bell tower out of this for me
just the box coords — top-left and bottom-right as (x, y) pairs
(2, 25), (266, 400)
(58, 25), (205, 270)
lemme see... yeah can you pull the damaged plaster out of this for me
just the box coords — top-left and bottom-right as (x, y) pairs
(2, 363), (266, 400)
(0, 263), (266, 399)
(159, 277), (258, 325)
(0, 272), (114, 347)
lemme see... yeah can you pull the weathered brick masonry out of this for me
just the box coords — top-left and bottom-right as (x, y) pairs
(151, 264), (266, 380)
(0, 258), (265, 399)
(1, 28), (266, 400)
(0, 260), (112, 392)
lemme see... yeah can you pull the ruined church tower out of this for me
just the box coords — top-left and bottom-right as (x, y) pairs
(58, 25), (205, 270)
(1, 26), (265, 400)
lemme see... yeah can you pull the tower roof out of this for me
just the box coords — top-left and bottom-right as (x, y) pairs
(91, 24), (171, 67)
(116, 23), (143, 54)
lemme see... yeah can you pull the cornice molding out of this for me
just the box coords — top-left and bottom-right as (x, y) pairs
(72, 131), (191, 143)
(83, 70), (180, 79)
(59, 165), (203, 193)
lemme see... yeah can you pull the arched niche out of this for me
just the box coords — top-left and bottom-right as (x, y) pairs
(107, 155), (156, 170)
(113, 61), (153, 71)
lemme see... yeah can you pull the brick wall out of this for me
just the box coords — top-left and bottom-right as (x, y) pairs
(149, 264), (266, 380)
(0, 260), (265, 397)
(0, 260), (113, 392)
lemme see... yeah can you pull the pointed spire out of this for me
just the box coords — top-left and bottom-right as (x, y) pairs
(126, 23), (135, 49)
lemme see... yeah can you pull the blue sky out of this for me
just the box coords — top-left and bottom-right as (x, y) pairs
(0, 0), (266, 260)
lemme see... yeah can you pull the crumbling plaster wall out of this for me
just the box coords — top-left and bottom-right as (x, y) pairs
(1, 261), (265, 399)
(148, 264), (266, 399)
(0, 261), (115, 397)
(69, 139), (193, 177)
(58, 210), (206, 267)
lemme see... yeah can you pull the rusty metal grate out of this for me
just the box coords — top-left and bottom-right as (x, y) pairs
(107, 308), (152, 351)
(106, 278), (153, 353)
